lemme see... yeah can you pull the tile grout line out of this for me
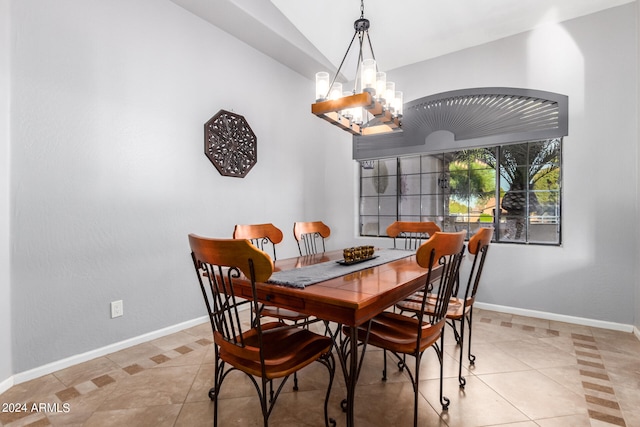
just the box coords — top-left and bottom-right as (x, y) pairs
(571, 333), (626, 427)
(480, 315), (630, 427)
(0, 338), (214, 427)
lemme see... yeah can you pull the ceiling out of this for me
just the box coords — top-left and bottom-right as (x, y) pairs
(171, 0), (633, 81)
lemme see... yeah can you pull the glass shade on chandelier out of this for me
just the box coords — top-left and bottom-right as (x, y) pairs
(329, 82), (343, 100)
(315, 72), (330, 102)
(312, 60), (402, 136)
(375, 72), (386, 99)
(310, 1), (402, 137)
(361, 59), (377, 94)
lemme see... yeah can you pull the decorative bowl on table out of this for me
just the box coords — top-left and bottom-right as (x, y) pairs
(337, 245), (377, 265)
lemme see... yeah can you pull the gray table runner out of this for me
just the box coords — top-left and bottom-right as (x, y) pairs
(267, 249), (415, 289)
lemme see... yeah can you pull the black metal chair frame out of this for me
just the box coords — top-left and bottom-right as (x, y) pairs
(233, 223), (283, 261)
(190, 250), (336, 427)
(393, 231), (430, 250)
(398, 229), (492, 388)
(343, 238), (465, 427)
(387, 221), (441, 251)
(443, 239), (491, 387)
(383, 245), (465, 414)
(249, 236), (279, 259)
(234, 224), (308, 391)
(297, 232), (326, 255)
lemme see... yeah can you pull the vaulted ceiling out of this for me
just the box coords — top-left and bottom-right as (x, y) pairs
(171, 0), (634, 80)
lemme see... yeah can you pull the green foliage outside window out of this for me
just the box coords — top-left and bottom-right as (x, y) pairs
(359, 139), (561, 244)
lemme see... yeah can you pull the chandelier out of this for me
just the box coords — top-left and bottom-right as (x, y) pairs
(311, 0), (402, 136)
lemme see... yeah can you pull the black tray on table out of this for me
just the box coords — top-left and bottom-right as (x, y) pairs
(336, 255), (378, 266)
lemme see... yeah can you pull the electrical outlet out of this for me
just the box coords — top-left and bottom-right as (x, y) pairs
(111, 300), (123, 318)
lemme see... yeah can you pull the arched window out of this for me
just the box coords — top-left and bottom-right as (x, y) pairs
(357, 88), (567, 245)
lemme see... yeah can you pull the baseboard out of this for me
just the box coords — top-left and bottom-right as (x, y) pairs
(10, 315), (209, 387)
(3, 306), (638, 391)
(474, 302), (635, 333)
(0, 375), (13, 395)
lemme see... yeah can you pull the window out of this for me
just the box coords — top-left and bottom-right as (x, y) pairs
(359, 138), (562, 244)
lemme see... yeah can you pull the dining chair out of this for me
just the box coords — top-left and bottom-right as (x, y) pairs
(386, 220), (441, 250)
(293, 221), (331, 255)
(343, 231), (466, 427)
(233, 223), (284, 260)
(188, 234), (336, 427)
(387, 221), (442, 312)
(233, 222), (310, 390)
(396, 226), (493, 388)
(233, 223), (308, 323)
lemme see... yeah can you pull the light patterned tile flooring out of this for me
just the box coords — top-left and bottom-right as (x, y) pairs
(1, 308), (639, 427)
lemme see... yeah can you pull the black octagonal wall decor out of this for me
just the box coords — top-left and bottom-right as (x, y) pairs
(204, 110), (257, 178)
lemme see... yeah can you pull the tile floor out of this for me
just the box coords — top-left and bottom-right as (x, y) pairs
(1, 308), (639, 427)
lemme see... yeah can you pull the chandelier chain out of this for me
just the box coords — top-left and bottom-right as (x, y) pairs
(311, 0), (402, 136)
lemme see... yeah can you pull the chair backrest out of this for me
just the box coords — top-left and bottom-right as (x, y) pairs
(461, 227), (493, 307)
(386, 221), (441, 250)
(293, 221), (331, 256)
(233, 223), (284, 260)
(188, 234), (274, 367)
(415, 231), (466, 328)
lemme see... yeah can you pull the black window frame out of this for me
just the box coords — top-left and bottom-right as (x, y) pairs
(359, 138), (562, 245)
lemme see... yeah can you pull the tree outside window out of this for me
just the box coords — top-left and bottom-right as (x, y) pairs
(359, 138), (561, 245)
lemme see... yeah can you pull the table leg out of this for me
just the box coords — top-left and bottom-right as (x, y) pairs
(346, 325), (359, 426)
(324, 321), (371, 427)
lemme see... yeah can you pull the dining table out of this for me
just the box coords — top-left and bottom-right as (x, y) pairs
(235, 248), (434, 427)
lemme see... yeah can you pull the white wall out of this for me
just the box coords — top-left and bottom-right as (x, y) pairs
(5, 0), (638, 383)
(326, 4), (639, 326)
(636, 0), (640, 336)
(8, 0), (338, 374)
(0, 0), (13, 389)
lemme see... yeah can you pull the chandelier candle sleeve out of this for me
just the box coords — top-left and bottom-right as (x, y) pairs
(375, 72), (386, 100)
(384, 81), (395, 107)
(394, 91), (403, 116)
(315, 72), (330, 101)
(329, 82), (343, 100)
(310, 0), (403, 136)
(361, 59), (377, 93)
(352, 106), (363, 125)
(342, 91), (354, 119)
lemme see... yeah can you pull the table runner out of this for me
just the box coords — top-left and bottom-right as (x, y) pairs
(267, 249), (415, 289)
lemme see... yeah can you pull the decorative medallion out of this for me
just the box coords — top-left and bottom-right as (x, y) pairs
(204, 110), (257, 178)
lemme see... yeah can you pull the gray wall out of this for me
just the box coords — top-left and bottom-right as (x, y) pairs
(1, 0), (12, 387)
(7, 0), (345, 374)
(637, 0), (640, 336)
(3, 0), (639, 385)
(329, 4), (639, 325)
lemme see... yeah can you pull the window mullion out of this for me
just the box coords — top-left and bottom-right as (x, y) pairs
(495, 146), (502, 241)
(359, 141), (561, 244)
(396, 157), (400, 222)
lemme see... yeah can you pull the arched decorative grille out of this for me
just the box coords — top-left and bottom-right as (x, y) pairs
(353, 87), (568, 160)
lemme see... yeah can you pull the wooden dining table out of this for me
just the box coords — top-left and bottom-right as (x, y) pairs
(234, 249), (433, 427)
